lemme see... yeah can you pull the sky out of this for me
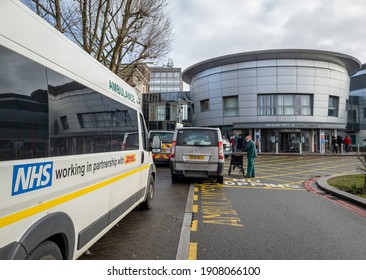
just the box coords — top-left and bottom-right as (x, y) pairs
(165, 0), (366, 88)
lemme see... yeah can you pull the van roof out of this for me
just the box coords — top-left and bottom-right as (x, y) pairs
(176, 127), (220, 131)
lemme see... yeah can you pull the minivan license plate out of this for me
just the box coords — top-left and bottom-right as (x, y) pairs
(189, 155), (204, 160)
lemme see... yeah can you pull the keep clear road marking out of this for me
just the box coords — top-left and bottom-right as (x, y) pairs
(223, 178), (304, 190)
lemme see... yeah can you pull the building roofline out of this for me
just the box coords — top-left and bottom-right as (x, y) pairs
(182, 49), (361, 84)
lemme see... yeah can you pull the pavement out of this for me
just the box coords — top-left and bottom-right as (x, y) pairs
(254, 151), (366, 210)
(317, 174), (366, 209)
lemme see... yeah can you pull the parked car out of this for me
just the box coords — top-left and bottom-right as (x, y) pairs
(169, 127), (225, 183)
(222, 138), (232, 158)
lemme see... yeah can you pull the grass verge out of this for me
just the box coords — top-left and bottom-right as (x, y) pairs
(327, 174), (366, 199)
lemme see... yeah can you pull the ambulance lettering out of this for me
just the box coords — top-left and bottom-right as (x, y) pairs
(12, 162), (53, 196)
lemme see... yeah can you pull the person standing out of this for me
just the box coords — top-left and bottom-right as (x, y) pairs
(230, 136), (236, 152)
(236, 136), (243, 152)
(245, 135), (257, 178)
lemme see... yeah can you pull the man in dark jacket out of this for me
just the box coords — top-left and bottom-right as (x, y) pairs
(337, 136), (344, 152)
(245, 135), (257, 178)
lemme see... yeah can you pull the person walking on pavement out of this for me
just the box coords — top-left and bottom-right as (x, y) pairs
(331, 136), (338, 153)
(337, 135), (344, 153)
(245, 135), (257, 178)
(344, 136), (352, 152)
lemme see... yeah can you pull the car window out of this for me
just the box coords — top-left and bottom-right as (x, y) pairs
(176, 130), (217, 147)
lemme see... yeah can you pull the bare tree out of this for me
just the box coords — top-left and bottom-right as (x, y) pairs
(356, 150), (366, 189)
(22, 0), (173, 82)
(21, 0), (79, 33)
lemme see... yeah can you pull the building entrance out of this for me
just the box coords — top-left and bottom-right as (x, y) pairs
(280, 132), (301, 152)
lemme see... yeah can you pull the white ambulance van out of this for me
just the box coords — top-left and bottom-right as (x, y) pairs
(0, 0), (155, 259)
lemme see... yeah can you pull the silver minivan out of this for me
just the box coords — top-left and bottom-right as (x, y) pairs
(170, 127), (225, 183)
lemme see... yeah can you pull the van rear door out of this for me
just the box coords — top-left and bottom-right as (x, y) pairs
(175, 129), (219, 171)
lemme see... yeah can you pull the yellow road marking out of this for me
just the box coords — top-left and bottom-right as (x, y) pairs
(192, 204), (198, 213)
(189, 243), (197, 260)
(191, 220), (198, 231)
(199, 183), (244, 227)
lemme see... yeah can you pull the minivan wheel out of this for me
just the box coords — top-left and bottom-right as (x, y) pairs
(217, 176), (224, 184)
(26, 240), (63, 260)
(140, 176), (154, 210)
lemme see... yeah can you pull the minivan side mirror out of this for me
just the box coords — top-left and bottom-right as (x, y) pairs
(151, 135), (162, 150)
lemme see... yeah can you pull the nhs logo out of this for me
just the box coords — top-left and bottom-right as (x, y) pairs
(12, 162), (53, 196)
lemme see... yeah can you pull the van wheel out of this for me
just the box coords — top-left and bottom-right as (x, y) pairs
(26, 240), (63, 260)
(171, 174), (179, 183)
(217, 176), (224, 184)
(140, 176), (154, 210)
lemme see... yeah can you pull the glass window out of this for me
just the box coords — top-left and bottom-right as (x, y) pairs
(47, 68), (139, 155)
(157, 103), (166, 121)
(328, 96), (339, 117)
(258, 95), (275, 115)
(149, 132), (174, 144)
(0, 46), (49, 161)
(258, 94), (313, 116)
(176, 129), (217, 147)
(60, 116), (69, 130)
(200, 99), (210, 112)
(277, 95), (294, 115)
(223, 96), (238, 117)
(299, 95), (312, 115)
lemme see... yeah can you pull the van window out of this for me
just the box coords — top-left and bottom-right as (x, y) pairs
(150, 132), (174, 143)
(0, 46), (140, 160)
(177, 129), (217, 147)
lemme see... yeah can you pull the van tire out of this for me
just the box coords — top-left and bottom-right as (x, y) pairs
(140, 176), (154, 210)
(26, 240), (63, 260)
(217, 176), (224, 184)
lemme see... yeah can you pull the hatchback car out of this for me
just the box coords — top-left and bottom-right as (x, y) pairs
(222, 138), (232, 158)
(170, 127), (224, 183)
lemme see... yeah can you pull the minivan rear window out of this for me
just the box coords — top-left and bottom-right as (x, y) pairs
(176, 129), (217, 146)
(150, 132), (174, 144)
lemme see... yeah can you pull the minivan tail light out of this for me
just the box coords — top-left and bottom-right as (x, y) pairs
(218, 141), (224, 159)
(171, 141), (176, 158)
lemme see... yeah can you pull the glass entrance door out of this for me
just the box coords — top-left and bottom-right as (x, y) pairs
(280, 133), (300, 152)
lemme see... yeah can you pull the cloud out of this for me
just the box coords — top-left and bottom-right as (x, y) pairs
(166, 0), (366, 76)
